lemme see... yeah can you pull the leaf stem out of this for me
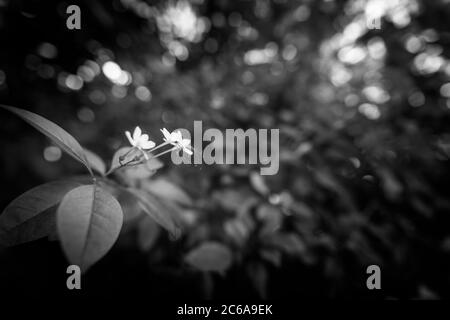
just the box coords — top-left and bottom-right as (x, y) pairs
(105, 144), (179, 176)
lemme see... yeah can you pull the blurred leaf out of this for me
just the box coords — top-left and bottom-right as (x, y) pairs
(377, 168), (403, 201)
(142, 178), (193, 206)
(236, 196), (259, 217)
(260, 249), (282, 267)
(123, 159), (163, 180)
(83, 148), (106, 176)
(117, 190), (143, 223)
(411, 197), (432, 218)
(266, 233), (307, 257)
(213, 188), (254, 213)
(0, 180), (84, 246)
(418, 285), (439, 300)
(314, 170), (340, 192)
(57, 184), (123, 272)
(250, 172), (270, 196)
(290, 201), (315, 219)
(257, 204), (282, 236)
(131, 188), (181, 239)
(185, 241), (233, 273)
(247, 262), (268, 299)
(224, 218), (250, 246)
(137, 216), (160, 251)
(0, 105), (93, 175)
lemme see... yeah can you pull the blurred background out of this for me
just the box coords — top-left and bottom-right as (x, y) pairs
(1, 0), (450, 299)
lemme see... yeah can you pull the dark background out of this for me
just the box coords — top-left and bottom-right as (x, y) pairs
(1, 0), (450, 299)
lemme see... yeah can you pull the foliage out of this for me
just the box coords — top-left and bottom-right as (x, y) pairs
(1, 0), (450, 299)
(0, 105), (187, 272)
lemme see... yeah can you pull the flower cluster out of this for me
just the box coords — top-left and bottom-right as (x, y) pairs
(123, 126), (192, 164)
(160, 128), (193, 155)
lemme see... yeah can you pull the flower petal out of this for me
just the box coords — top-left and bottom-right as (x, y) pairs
(160, 128), (171, 140)
(141, 140), (156, 150)
(139, 134), (150, 143)
(173, 130), (183, 142)
(125, 131), (135, 146)
(181, 138), (191, 147)
(133, 126), (142, 141)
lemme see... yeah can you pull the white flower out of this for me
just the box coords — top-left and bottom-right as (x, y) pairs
(125, 126), (156, 150)
(160, 128), (183, 145)
(159, 128), (192, 155)
(178, 138), (193, 155)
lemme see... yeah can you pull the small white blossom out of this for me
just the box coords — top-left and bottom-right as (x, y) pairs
(160, 128), (183, 145)
(125, 126), (156, 150)
(160, 128), (192, 154)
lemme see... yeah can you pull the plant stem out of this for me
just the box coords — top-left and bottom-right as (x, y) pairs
(105, 144), (179, 176)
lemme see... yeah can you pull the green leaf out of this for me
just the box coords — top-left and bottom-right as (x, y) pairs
(131, 189), (181, 239)
(0, 105), (93, 175)
(0, 180), (84, 246)
(83, 149), (106, 176)
(185, 241), (233, 273)
(57, 184), (123, 272)
(142, 178), (193, 206)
